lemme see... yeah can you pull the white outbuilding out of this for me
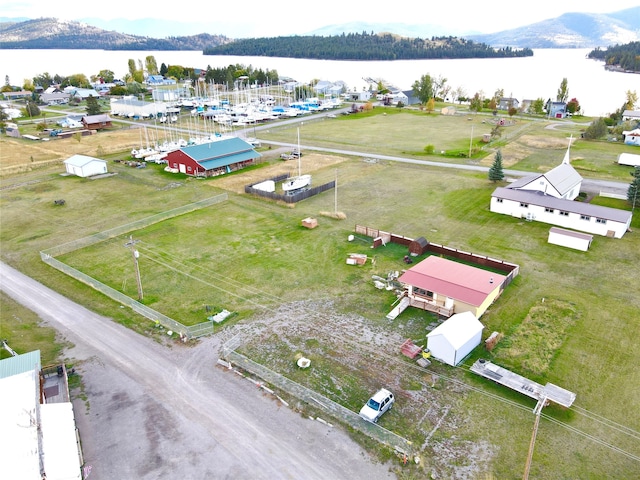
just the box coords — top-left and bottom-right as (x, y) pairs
(426, 311), (484, 366)
(63, 154), (108, 177)
(618, 152), (640, 167)
(548, 227), (593, 251)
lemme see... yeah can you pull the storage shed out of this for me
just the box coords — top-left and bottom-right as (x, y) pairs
(426, 311), (484, 366)
(63, 154), (107, 177)
(618, 153), (640, 167)
(548, 227), (593, 251)
(408, 237), (429, 256)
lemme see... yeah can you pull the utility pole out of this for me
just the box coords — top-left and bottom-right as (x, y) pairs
(124, 235), (143, 301)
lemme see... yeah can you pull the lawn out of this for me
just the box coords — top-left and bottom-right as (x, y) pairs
(1, 108), (638, 478)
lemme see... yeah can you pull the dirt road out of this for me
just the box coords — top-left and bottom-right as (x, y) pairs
(0, 262), (394, 480)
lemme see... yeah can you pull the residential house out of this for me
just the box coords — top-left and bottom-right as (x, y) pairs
(165, 137), (261, 177)
(40, 91), (70, 105)
(426, 312), (484, 366)
(1, 90), (32, 100)
(63, 154), (108, 177)
(82, 114), (112, 130)
(622, 128), (640, 146)
(547, 101), (567, 118)
(498, 97), (520, 110)
(63, 86), (100, 100)
(621, 110), (640, 123)
(397, 256), (508, 319)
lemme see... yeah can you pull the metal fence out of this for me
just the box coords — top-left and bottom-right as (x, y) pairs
(222, 336), (413, 457)
(39, 194), (228, 338)
(42, 194), (228, 257)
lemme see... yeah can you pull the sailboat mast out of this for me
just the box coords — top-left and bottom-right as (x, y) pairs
(297, 127), (301, 177)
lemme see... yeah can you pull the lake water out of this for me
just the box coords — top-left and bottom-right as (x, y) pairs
(1, 48), (637, 116)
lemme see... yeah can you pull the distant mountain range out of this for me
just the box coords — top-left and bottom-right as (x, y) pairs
(0, 18), (231, 50)
(0, 7), (639, 50)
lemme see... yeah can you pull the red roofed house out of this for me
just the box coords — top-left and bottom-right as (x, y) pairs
(397, 256), (507, 319)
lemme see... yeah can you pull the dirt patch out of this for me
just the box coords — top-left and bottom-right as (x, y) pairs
(212, 152), (348, 194)
(226, 299), (496, 479)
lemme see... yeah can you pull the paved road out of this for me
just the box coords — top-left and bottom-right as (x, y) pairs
(0, 262), (394, 480)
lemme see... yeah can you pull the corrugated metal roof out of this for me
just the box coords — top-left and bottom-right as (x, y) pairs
(398, 256), (505, 307)
(0, 350), (41, 379)
(63, 154), (105, 167)
(181, 137), (261, 169)
(492, 187), (633, 223)
(544, 163), (582, 196)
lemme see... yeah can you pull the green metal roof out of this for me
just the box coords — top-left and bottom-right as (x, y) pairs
(182, 137), (261, 170)
(0, 350), (41, 379)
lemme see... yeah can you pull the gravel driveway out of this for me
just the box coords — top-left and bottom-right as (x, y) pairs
(0, 262), (395, 480)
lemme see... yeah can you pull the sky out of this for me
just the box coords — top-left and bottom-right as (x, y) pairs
(2, 1), (640, 38)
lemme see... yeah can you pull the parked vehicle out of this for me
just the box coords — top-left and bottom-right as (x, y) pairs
(359, 388), (394, 423)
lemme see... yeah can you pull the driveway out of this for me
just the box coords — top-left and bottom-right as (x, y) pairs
(0, 262), (394, 480)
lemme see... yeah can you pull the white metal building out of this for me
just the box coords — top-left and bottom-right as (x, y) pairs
(490, 187), (632, 238)
(618, 152), (640, 166)
(64, 154), (108, 177)
(548, 227), (593, 251)
(426, 311), (484, 366)
(0, 351), (82, 480)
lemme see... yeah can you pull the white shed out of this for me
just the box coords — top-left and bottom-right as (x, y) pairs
(548, 227), (593, 251)
(63, 154), (107, 177)
(426, 311), (484, 366)
(618, 153), (640, 167)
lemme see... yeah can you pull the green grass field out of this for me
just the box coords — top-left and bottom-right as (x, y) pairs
(1, 108), (639, 477)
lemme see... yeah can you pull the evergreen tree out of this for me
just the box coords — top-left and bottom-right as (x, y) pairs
(85, 96), (102, 116)
(628, 166), (640, 211)
(488, 150), (505, 182)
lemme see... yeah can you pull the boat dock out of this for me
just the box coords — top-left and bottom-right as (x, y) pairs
(470, 359), (576, 409)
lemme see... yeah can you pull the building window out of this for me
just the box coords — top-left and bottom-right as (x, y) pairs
(596, 218), (607, 224)
(559, 211), (569, 216)
(496, 198), (503, 203)
(414, 288), (434, 298)
(520, 203), (529, 208)
(187, 166), (192, 172)
(545, 207), (554, 213)
(580, 215), (591, 221)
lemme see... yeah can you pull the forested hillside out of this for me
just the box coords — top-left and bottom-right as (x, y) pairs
(204, 32), (533, 60)
(588, 41), (640, 72)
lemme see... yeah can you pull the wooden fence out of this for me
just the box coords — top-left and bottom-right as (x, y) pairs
(354, 224), (520, 285)
(246, 174), (336, 203)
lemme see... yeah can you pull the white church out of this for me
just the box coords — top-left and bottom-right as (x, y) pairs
(490, 138), (633, 238)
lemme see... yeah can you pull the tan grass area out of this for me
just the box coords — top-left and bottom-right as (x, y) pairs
(0, 128), (143, 175)
(479, 134), (569, 168)
(212, 153), (347, 194)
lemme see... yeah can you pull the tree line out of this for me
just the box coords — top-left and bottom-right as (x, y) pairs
(204, 32), (533, 60)
(588, 41), (640, 73)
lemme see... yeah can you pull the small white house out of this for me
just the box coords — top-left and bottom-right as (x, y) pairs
(548, 227), (593, 251)
(622, 128), (640, 147)
(426, 311), (484, 366)
(63, 155), (107, 177)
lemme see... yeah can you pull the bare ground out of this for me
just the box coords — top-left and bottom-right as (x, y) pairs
(225, 299), (497, 479)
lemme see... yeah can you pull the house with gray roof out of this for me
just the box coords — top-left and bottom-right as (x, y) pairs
(490, 187), (632, 238)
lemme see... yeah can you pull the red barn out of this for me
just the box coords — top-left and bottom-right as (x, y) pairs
(165, 137), (261, 177)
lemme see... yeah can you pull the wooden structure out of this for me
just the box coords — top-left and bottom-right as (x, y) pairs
(408, 236), (428, 256)
(400, 339), (422, 359)
(82, 114), (112, 130)
(301, 217), (318, 229)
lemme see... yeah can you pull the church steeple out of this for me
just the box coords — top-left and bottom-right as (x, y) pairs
(562, 135), (573, 164)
